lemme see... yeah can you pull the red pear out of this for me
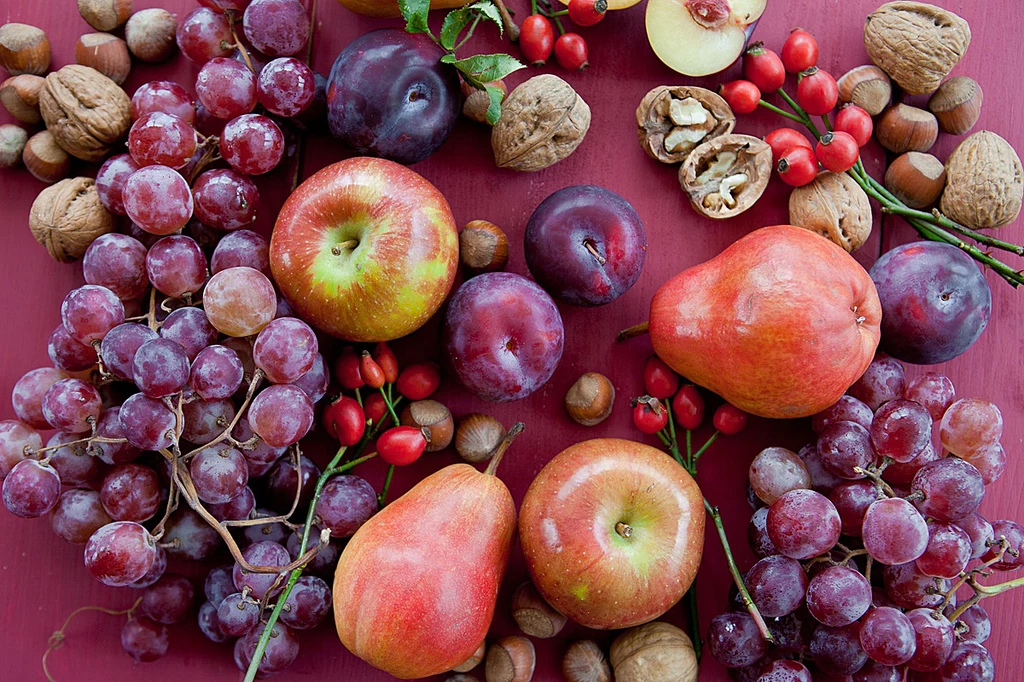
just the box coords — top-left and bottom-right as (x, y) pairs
(648, 225), (881, 419)
(333, 424), (523, 679)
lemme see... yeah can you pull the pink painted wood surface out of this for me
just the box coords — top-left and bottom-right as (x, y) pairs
(1, 0), (1021, 680)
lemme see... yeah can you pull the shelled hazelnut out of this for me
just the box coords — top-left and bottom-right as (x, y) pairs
(836, 65), (891, 116)
(0, 74), (44, 124)
(23, 131), (71, 184)
(562, 640), (612, 682)
(0, 23), (51, 76)
(928, 76), (983, 135)
(0, 124), (28, 169)
(125, 8), (177, 63)
(75, 33), (131, 85)
(876, 104), (938, 154)
(460, 220), (509, 273)
(455, 414), (505, 463)
(78, 0), (134, 31)
(400, 400), (454, 452)
(485, 637), (535, 682)
(565, 372), (615, 426)
(511, 582), (566, 638)
(884, 152), (946, 209)
(452, 641), (486, 673)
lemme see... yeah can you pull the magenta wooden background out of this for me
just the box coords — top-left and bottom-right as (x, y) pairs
(1, 0), (1022, 680)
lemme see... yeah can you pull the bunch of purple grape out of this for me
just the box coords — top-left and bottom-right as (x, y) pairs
(708, 354), (1022, 682)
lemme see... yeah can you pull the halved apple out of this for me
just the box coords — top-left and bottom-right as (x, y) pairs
(646, 0), (768, 77)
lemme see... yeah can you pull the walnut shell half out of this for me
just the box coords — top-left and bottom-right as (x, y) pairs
(636, 86), (735, 164)
(29, 176), (115, 262)
(864, 2), (971, 96)
(39, 64), (131, 162)
(492, 74), (590, 172)
(789, 172), (873, 252)
(941, 131), (1023, 230)
(678, 134), (771, 219)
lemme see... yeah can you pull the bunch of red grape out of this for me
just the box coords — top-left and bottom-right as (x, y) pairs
(707, 354), (1022, 682)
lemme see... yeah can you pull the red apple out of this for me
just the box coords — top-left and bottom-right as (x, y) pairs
(519, 438), (705, 630)
(269, 157), (459, 342)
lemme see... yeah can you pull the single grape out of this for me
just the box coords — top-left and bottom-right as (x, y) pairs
(128, 112), (197, 169)
(83, 233), (149, 300)
(247, 384), (313, 447)
(963, 443), (1006, 485)
(119, 393), (177, 450)
(217, 592), (261, 636)
(939, 642), (995, 682)
(906, 608), (954, 672)
(859, 606), (917, 666)
(84, 521), (158, 586)
(176, 7), (234, 64)
(957, 604), (990, 645)
(42, 378), (102, 433)
(182, 398), (236, 445)
(276, 293), (296, 318)
(220, 114), (284, 175)
(258, 57), (315, 117)
(131, 80), (196, 123)
(62, 284), (125, 345)
(235, 425), (286, 478)
(100, 463), (162, 522)
(196, 57), (257, 119)
(242, 508), (291, 546)
(162, 507), (221, 561)
(812, 395), (874, 433)
(160, 306), (217, 362)
(285, 524), (339, 576)
(904, 373), (956, 421)
(747, 506), (778, 558)
(882, 440), (940, 486)
(767, 489), (842, 560)
(956, 513), (994, 560)
(129, 545), (167, 589)
(280, 575), (331, 630)
(192, 168), (260, 231)
(233, 637), (250, 672)
(190, 345), (245, 401)
(191, 444), (249, 504)
(203, 267), (277, 337)
(48, 324), (98, 372)
(205, 565), (237, 605)
(133, 338), (190, 397)
(141, 573), (195, 624)
(232, 540), (290, 599)
(870, 399), (932, 463)
(805, 565), (872, 627)
(848, 355), (905, 410)
(121, 616), (169, 662)
(746, 555), (808, 617)
(939, 398), (1002, 459)
(91, 406), (141, 465)
(95, 154), (142, 215)
(263, 455), (319, 512)
(123, 166), (194, 236)
(817, 421), (876, 479)
(982, 519), (1024, 570)
(42, 432), (96, 486)
(290, 353), (328, 404)
(828, 480), (878, 537)
(862, 498), (929, 565)
(707, 612), (768, 668)
(11, 368), (67, 429)
(0, 419), (43, 478)
(883, 563), (949, 609)
(197, 601), (229, 643)
(314, 475), (378, 538)
(766, 609), (814, 656)
(916, 522), (971, 579)
(253, 317), (318, 384)
(799, 442), (843, 494)
(758, 659), (813, 682)
(210, 229), (269, 274)
(242, 620), (301, 674)
(2, 459), (61, 517)
(910, 457), (985, 523)
(810, 623), (869, 675)
(243, 0), (309, 57)
(50, 488), (112, 544)
(146, 235), (208, 299)
(200, 0), (251, 10)
(208, 485), (255, 522)
(853, 661), (901, 682)
(749, 447), (810, 505)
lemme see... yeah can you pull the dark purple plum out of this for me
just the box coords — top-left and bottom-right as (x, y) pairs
(326, 29), (460, 165)
(443, 272), (564, 402)
(524, 185), (647, 306)
(869, 242), (991, 365)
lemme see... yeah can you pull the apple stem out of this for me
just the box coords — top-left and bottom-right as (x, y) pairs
(331, 240), (359, 255)
(583, 239), (607, 265)
(615, 522), (633, 538)
(615, 321), (649, 342)
(704, 498), (776, 644)
(484, 422), (525, 476)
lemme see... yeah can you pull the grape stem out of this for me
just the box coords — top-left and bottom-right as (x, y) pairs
(180, 369), (265, 461)
(42, 597), (142, 682)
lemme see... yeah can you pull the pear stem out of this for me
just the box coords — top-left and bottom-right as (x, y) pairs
(616, 321), (649, 342)
(484, 422), (525, 476)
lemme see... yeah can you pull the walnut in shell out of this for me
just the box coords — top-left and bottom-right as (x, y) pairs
(941, 131), (1023, 230)
(678, 134), (771, 219)
(609, 622), (697, 682)
(636, 86), (735, 164)
(29, 177), (115, 262)
(864, 2), (971, 95)
(492, 74), (590, 172)
(39, 64), (131, 162)
(789, 172), (873, 252)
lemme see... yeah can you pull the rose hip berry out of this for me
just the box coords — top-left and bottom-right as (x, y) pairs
(816, 131), (860, 172)
(643, 355), (680, 399)
(568, 0), (607, 26)
(777, 145), (818, 187)
(520, 15), (554, 66)
(632, 397), (668, 435)
(743, 43), (786, 93)
(797, 67), (838, 116)
(377, 426), (428, 466)
(719, 80), (761, 115)
(672, 385), (704, 430)
(554, 33), (589, 71)
(713, 403), (748, 435)
(764, 128), (813, 164)
(781, 28), (818, 73)
(834, 105), (874, 147)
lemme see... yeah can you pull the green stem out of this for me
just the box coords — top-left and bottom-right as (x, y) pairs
(686, 585), (702, 661)
(882, 205), (1024, 255)
(244, 450), (376, 682)
(776, 88), (822, 138)
(378, 465), (395, 506)
(692, 431), (720, 464)
(380, 386), (401, 424)
(758, 99), (805, 123)
(454, 14), (482, 51)
(685, 430), (693, 470)
(821, 114), (832, 132)
(552, 14), (565, 34)
(530, 0), (537, 14)
(545, 8), (568, 16)
(354, 387), (362, 409)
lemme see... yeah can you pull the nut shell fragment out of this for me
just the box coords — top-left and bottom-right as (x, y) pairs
(29, 177), (115, 262)
(679, 134), (771, 219)
(492, 74), (590, 172)
(635, 86), (735, 164)
(788, 172), (873, 252)
(941, 131), (1023, 230)
(39, 65), (131, 162)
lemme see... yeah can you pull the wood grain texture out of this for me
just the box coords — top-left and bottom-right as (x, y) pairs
(0, 0), (1021, 680)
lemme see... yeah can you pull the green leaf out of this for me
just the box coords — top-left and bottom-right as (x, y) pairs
(398, 0), (431, 35)
(442, 52), (525, 84)
(485, 84), (505, 125)
(440, 7), (473, 51)
(469, 0), (504, 37)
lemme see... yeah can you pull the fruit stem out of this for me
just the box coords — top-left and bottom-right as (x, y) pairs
(820, 114), (832, 132)
(686, 585), (702, 661)
(775, 88), (822, 138)
(331, 240), (359, 255)
(615, 320), (649, 342)
(454, 14), (483, 51)
(691, 431), (720, 465)
(379, 386), (401, 424)
(582, 239), (607, 265)
(491, 0), (520, 42)
(615, 522), (633, 538)
(484, 421), (525, 476)
(378, 464), (395, 506)
(757, 99), (804, 123)
(705, 498), (776, 644)
(42, 598), (142, 682)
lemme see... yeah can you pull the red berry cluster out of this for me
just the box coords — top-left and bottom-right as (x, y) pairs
(520, 0), (608, 71)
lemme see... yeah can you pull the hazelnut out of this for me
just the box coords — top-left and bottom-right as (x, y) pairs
(452, 641), (486, 673)
(636, 85), (736, 164)
(492, 74), (590, 172)
(875, 104), (938, 154)
(928, 76), (983, 135)
(788, 171), (873, 253)
(884, 152), (946, 209)
(0, 74), (45, 124)
(941, 130), (1024, 230)
(400, 400), (453, 452)
(78, 0), (134, 32)
(455, 414), (505, 463)
(485, 637), (535, 682)
(0, 124), (28, 168)
(75, 33), (131, 85)
(23, 131), (71, 184)
(679, 134), (773, 219)
(29, 177), (115, 262)
(39, 65), (132, 162)
(511, 582), (567, 638)
(562, 640), (612, 682)
(0, 23), (51, 76)
(461, 79), (507, 124)
(125, 8), (177, 63)
(460, 220), (509, 273)
(565, 372), (615, 426)
(836, 65), (891, 116)
(610, 622), (698, 682)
